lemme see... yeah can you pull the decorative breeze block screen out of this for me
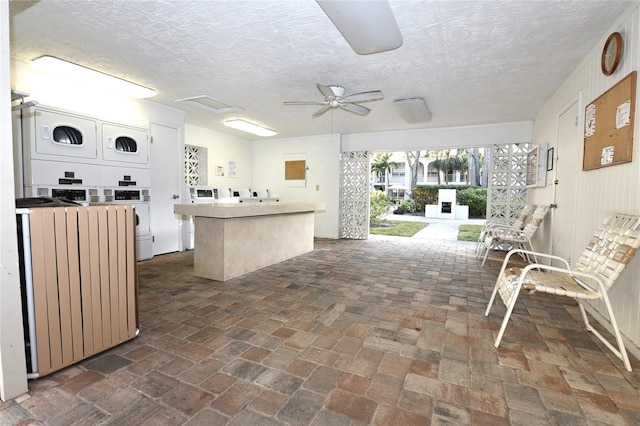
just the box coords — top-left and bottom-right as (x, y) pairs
(185, 145), (200, 186)
(488, 143), (529, 225)
(340, 151), (369, 239)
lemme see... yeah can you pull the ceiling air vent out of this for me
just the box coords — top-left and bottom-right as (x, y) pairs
(175, 95), (242, 114)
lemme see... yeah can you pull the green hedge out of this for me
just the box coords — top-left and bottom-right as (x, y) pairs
(412, 185), (487, 218)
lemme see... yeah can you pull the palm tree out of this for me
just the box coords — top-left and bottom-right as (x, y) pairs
(371, 153), (392, 187)
(431, 158), (447, 184)
(448, 155), (469, 184)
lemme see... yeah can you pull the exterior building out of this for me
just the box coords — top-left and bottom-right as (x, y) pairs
(371, 150), (469, 200)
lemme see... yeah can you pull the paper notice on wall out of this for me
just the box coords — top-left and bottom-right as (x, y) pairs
(228, 160), (237, 177)
(601, 145), (614, 165)
(616, 100), (631, 129)
(215, 165), (224, 177)
(585, 103), (596, 137)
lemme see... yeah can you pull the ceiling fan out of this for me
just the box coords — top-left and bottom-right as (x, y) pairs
(284, 83), (384, 118)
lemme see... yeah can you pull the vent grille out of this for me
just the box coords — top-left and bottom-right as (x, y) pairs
(175, 95), (242, 114)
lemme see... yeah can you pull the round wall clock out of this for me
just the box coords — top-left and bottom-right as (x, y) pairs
(601, 32), (623, 75)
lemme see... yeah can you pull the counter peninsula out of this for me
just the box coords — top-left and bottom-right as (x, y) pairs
(174, 202), (326, 281)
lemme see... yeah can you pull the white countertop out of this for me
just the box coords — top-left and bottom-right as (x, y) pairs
(174, 202), (326, 219)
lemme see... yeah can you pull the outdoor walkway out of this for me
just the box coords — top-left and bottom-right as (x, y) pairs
(379, 214), (485, 241)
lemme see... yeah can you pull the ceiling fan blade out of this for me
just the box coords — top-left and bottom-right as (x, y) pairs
(312, 105), (332, 118)
(344, 90), (384, 103)
(317, 83), (343, 99)
(340, 102), (370, 116)
(283, 100), (326, 106)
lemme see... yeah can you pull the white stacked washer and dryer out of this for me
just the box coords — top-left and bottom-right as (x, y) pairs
(100, 121), (153, 260)
(15, 104), (153, 260)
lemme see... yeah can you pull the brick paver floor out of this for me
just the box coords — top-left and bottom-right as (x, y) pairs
(2, 237), (639, 425)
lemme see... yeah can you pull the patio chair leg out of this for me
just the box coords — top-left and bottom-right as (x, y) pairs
(493, 288), (521, 347)
(484, 282), (500, 316)
(579, 299), (632, 371)
(481, 246), (491, 266)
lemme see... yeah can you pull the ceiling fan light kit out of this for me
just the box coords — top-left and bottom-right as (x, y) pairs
(316, 0), (403, 55)
(284, 83), (384, 118)
(393, 97), (432, 123)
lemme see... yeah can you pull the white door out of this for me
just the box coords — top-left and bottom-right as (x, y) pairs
(150, 122), (183, 255)
(551, 99), (580, 263)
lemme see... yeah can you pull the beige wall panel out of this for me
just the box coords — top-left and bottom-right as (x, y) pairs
(65, 208), (84, 362)
(88, 207), (103, 353)
(27, 209), (52, 376)
(97, 207), (111, 349)
(41, 209), (63, 372)
(77, 207), (94, 356)
(53, 207), (73, 367)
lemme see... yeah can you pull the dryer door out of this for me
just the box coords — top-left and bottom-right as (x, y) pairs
(102, 123), (150, 167)
(30, 108), (98, 162)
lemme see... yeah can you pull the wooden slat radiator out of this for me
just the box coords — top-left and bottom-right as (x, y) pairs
(17, 204), (138, 378)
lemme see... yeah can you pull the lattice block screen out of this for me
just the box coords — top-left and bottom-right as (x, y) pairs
(487, 143), (529, 222)
(185, 145), (200, 186)
(340, 151), (370, 239)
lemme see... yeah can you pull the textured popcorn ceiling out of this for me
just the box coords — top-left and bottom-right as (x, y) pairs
(9, 0), (633, 140)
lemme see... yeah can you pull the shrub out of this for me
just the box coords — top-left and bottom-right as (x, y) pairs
(399, 198), (419, 213)
(456, 187), (487, 218)
(370, 190), (394, 226)
(410, 186), (433, 210)
(411, 185), (487, 218)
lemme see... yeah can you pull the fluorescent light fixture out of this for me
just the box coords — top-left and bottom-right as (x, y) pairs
(224, 119), (277, 137)
(393, 97), (432, 123)
(31, 55), (156, 98)
(316, 0), (403, 55)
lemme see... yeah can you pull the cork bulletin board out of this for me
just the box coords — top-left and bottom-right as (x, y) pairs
(583, 71), (636, 170)
(285, 160), (306, 180)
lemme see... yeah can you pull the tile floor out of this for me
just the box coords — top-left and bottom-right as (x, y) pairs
(2, 236), (640, 425)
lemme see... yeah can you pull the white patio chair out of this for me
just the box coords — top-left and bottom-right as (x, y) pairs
(476, 204), (535, 256)
(485, 213), (640, 371)
(481, 205), (549, 266)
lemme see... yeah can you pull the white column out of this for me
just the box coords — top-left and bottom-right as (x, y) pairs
(0, 0), (29, 401)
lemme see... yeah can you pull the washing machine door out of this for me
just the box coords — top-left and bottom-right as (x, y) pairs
(133, 203), (150, 237)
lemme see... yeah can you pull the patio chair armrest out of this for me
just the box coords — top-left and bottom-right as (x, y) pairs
(490, 224), (517, 233)
(517, 263), (605, 293)
(497, 249), (571, 277)
(483, 220), (511, 230)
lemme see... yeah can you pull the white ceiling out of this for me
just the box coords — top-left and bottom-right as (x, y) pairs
(9, 0), (633, 140)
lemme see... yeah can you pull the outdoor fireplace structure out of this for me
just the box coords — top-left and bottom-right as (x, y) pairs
(424, 189), (469, 219)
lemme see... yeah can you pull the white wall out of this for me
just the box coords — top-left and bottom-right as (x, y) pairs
(342, 120), (533, 152)
(185, 124), (253, 193)
(0, 2), (29, 401)
(252, 134), (341, 239)
(530, 3), (640, 357)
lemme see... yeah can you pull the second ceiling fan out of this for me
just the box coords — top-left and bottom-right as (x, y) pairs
(284, 83), (383, 118)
